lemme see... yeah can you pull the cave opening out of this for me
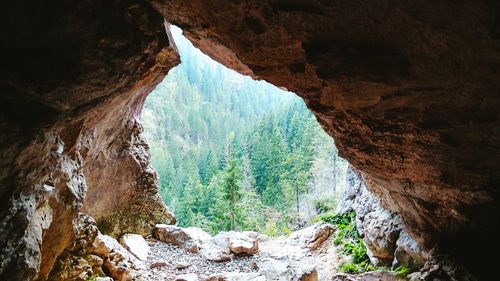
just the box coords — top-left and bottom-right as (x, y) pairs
(1, 1), (498, 280)
(142, 26), (348, 236)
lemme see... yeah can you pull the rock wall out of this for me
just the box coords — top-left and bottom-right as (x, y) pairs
(1, 0), (499, 279)
(152, 1), (500, 277)
(338, 166), (428, 270)
(0, 1), (178, 279)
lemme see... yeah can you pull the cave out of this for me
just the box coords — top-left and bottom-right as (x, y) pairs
(0, 1), (499, 280)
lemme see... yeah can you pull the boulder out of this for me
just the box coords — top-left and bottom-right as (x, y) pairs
(213, 231), (259, 255)
(119, 233), (150, 261)
(200, 241), (231, 262)
(257, 258), (294, 281)
(91, 234), (145, 281)
(153, 225), (211, 253)
(286, 222), (333, 250)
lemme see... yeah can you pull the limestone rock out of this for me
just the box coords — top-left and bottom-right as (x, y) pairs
(362, 208), (401, 265)
(213, 231), (259, 255)
(47, 214), (105, 281)
(338, 166), (423, 267)
(153, 225), (209, 253)
(286, 222), (333, 250)
(119, 233), (150, 261)
(200, 241), (231, 262)
(0, 1), (180, 278)
(408, 253), (478, 281)
(91, 234), (145, 281)
(257, 258), (294, 281)
(2, 0), (500, 279)
(393, 231), (428, 270)
(47, 252), (94, 281)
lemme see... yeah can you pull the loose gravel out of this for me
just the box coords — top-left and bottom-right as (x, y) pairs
(140, 239), (264, 281)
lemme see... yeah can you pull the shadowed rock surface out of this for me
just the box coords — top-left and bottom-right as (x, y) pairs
(153, 1), (500, 278)
(0, 0), (499, 279)
(0, 1), (177, 279)
(337, 166), (429, 269)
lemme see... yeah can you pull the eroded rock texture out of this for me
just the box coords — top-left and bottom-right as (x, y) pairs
(0, 1), (178, 279)
(338, 166), (428, 269)
(1, 0), (499, 280)
(153, 0), (500, 276)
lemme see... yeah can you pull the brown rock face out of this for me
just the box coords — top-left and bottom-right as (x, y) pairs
(0, 1), (177, 279)
(1, 0), (499, 279)
(152, 0), (500, 275)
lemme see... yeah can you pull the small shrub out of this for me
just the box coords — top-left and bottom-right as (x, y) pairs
(315, 211), (378, 275)
(339, 262), (361, 273)
(313, 210), (354, 226)
(394, 266), (411, 278)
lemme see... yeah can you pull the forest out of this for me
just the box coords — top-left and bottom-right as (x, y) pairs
(142, 27), (347, 236)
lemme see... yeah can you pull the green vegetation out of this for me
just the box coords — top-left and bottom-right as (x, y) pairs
(394, 266), (411, 278)
(142, 26), (348, 235)
(316, 211), (414, 277)
(315, 211), (376, 273)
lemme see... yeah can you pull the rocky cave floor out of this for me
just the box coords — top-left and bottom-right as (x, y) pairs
(118, 222), (342, 281)
(123, 223), (401, 281)
(143, 240), (261, 280)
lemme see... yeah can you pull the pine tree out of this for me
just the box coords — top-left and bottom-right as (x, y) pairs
(142, 25), (349, 235)
(263, 127), (286, 208)
(221, 136), (243, 230)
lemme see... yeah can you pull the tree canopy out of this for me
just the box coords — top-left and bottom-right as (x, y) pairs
(142, 26), (348, 235)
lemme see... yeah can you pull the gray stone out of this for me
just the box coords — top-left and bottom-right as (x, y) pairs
(119, 233), (150, 261)
(213, 231), (259, 255)
(153, 225), (210, 253)
(286, 222), (333, 250)
(337, 166), (427, 268)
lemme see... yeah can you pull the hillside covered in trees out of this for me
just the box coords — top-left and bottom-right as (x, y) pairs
(142, 27), (347, 236)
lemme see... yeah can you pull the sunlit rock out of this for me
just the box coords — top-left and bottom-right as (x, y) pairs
(92, 234), (145, 281)
(213, 231), (259, 255)
(119, 234), (150, 261)
(153, 225), (208, 253)
(286, 222), (333, 251)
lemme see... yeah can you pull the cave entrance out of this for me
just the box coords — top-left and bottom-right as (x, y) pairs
(141, 26), (348, 236)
